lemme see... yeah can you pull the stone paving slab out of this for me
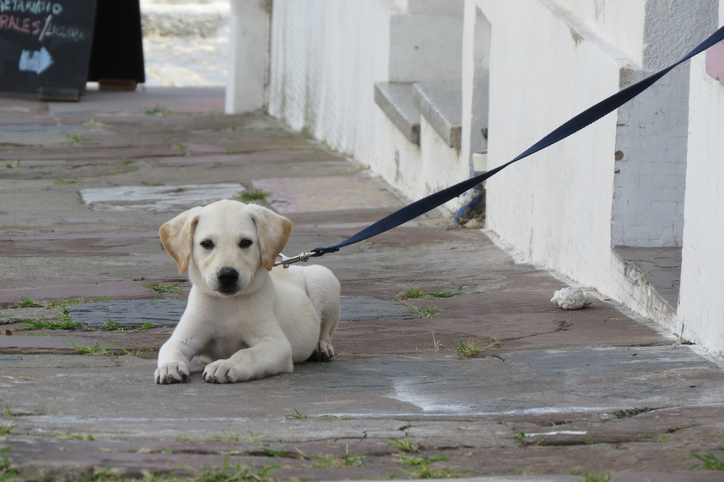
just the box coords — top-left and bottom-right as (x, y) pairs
(65, 296), (416, 329)
(80, 183), (244, 212)
(0, 280), (159, 308)
(253, 176), (403, 214)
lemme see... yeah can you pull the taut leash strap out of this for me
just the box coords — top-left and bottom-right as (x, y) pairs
(310, 24), (724, 258)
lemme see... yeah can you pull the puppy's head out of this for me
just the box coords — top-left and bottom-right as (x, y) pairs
(159, 199), (292, 296)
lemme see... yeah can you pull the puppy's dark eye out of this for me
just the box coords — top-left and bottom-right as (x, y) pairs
(200, 240), (214, 249)
(239, 239), (253, 249)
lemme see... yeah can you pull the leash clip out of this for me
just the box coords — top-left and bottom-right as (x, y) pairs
(274, 251), (316, 268)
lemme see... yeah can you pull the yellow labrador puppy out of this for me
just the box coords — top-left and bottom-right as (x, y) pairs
(155, 199), (340, 384)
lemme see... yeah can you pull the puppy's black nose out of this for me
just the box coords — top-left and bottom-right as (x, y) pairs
(217, 267), (239, 285)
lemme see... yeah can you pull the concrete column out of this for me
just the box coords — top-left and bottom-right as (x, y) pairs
(225, 0), (271, 114)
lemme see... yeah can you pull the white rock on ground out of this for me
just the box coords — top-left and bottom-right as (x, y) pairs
(551, 287), (594, 310)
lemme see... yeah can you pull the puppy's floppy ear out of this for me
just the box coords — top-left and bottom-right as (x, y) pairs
(159, 206), (203, 274)
(247, 204), (293, 271)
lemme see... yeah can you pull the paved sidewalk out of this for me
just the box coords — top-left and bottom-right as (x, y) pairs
(1, 88), (724, 482)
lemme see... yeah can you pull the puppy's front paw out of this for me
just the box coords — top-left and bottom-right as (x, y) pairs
(155, 361), (189, 384)
(202, 359), (239, 384)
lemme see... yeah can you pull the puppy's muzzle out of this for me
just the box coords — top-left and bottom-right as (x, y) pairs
(217, 267), (240, 294)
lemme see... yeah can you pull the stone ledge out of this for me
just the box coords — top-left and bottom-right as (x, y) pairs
(413, 81), (462, 149)
(613, 246), (681, 309)
(373, 82), (420, 145)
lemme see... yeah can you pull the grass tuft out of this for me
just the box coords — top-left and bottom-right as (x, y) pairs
(196, 455), (277, 482)
(454, 338), (481, 358)
(145, 105), (171, 116)
(312, 454), (363, 468)
(409, 302), (439, 319)
(570, 470), (613, 482)
(233, 188), (271, 204)
(286, 408), (308, 420)
(14, 316), (82, 331)
(16, 296), (44, 308)
(388, 437), (420, 453)
(395, 286), (461, 301)
(688, 451), (724, 471)
(144, 283), (183, 294)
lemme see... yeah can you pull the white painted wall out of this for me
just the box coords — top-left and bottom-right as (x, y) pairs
(476, 0), (621, 289)
(267, 0), (393, 159)
(267, 0), (467, 209)
(678, 52), (724, 358)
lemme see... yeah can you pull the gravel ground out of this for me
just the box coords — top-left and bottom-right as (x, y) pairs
(142, 35), (229, 87)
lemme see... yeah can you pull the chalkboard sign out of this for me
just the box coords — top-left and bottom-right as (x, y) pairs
(0, 0), (97, 100)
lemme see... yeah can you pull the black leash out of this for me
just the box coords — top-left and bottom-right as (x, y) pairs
(286, 25), (724, 263)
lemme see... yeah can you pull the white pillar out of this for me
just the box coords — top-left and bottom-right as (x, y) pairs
(225, 0), (271, 114)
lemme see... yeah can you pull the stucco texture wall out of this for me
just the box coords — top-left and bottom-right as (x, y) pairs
(478, 0), (621, 287)
(678, 54), (724, 357)
(268, 0), (392, 160)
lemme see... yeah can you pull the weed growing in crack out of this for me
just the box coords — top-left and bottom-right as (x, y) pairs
(286, 408), (308, 420)
(173, 143), (188, 156)
(64, 134), (85, 146)
(0, 449), (20, 482)
(55, 177), (84, 184)
(395, 452), (466, 479)
(511, 432), (529, 446)
(688, 451), (724, 470)
(394, 286), (461, 301)
(144, 283), (183, 294)
(409, 302), (439, 319)
(312, 454), (364, 468)
(388, 437), (420, 453)
(14, 316), (82, 331)
(67, 340), (148, 358)
(3, 406), (26, 418)
(454, 338), (482, 358)
(146, 105), (171, 116)
(570, 470), (613, 482)
(320, 414), (349, 421)
(246, 431), (269, 442)
(68, 340), (118, 357)
(398, 460), (466, 479)
(196, 455), (277, 482)
(399, 454), (446, 465)
(16, 296), (44, 308)
(100, 318), (123, 331)
(204, 432), (239, 442)
(233, 188), (271, 204)
(115, 346), (153, 357)
(56, 432), (94, 441)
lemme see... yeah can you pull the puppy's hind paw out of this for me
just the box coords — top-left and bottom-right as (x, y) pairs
(308, 341), (334, 363)
(155, 361), (189, 384)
